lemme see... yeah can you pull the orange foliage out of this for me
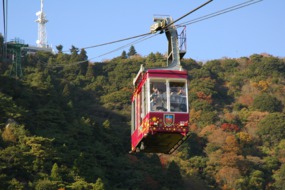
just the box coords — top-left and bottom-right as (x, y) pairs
(189, 124), (198, 133)
(223, 135), (240, 153)
(238, 95), (254, 106)
(220, 152), (243, 167)
(189, 109), (202, 124)
(221, 123), (240, 133)
(216, 166), (241, 190)
(207, 149), (223, 166)
(207, 128), (230, 146)
(199, 124), (217, 137)
(223, 112), (237, 123)
(196, 91), (213, 103)
(245, 111), (268, 137)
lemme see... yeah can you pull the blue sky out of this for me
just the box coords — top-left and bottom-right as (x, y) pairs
(2, 0), (285, 62)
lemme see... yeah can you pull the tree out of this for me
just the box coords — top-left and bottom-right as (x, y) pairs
(216, 166), (241, 189)
(70, 45), (79, 62)
(146, 52), (156, 63)
(50, 163), (62, 181)
(35, 179), (57, 190)
(127, 45), (137, 57)
(252, 93), (282, 112)
(94, 178), (105, 190)
(24, 136), (54, 172)
(273, 163), (285, 189)
(248, 170), (265, 190)
(56, 45), (63, 53)
(257, 113), (285, 147)
(120, 50), (127, 59)
(78, 48), (88, 61)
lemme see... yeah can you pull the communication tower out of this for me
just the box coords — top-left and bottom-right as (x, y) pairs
(35, 0), (48, 48)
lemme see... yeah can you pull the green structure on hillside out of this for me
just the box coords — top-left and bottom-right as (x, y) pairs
(7, 38), (28, 78)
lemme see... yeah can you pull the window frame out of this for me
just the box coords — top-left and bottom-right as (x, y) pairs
(148, 78), (188, 113)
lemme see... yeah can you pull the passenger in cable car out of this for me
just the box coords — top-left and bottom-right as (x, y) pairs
(150, 86), (159, 111)
(170, 82), (187, 112)
(177, 87), (186, 96)
(150, 83), (167, 111)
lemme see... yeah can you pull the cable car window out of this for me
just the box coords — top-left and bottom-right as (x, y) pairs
(150, 81), (167, 112)
(170, 82), (187, 112)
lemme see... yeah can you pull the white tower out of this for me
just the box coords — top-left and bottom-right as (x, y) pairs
(35, 0), (48, 48)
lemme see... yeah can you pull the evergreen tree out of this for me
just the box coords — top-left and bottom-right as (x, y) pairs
(70, 45), (79, 62)
(51, 163), (61, 181)
(56, 45), (63, 53)
(127, 45), (137, 57)
(121, 50), (127, 59)
(78, 48), (88, 61)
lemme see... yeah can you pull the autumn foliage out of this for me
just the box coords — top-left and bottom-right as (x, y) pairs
(1, 49), (285, 189)
(221, 123), (240, 132)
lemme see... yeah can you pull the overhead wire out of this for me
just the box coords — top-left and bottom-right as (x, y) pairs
(89, 32), (160, 60)
(86, 0), (263, 59)
(2, 0), (8, 58)
(78, 0), (212, 53)
(163, 0), (213, 29)
(2, 0), (5, 39)
(55, 0), (263, 67)
(80, 32), (152, 50)
(176, 0), (263, 27)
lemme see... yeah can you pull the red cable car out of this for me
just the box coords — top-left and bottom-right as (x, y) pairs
(130, 17), (190, 154)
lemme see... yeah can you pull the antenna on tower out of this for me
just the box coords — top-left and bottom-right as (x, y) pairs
(35, 0), (48, 48)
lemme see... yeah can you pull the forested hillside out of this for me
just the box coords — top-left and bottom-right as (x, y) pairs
(1, 44), (285, 190)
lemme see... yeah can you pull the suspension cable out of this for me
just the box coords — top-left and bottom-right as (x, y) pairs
(90, 33), (160, 60)
(83, 32), (152, 50)
(62, 0), (263, 63)
(163, 0), (213, 29)
(177, 0), (263, 27)
(2, 0), (6, 40)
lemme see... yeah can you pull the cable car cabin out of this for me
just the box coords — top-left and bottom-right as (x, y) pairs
(130, 66), (189, 154)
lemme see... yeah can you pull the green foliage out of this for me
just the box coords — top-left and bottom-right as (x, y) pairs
(248, 54), (285, 78)
(0, 92), (26, 126)
(1, 50), (285, 189)
(273, 163), (285, 189)
(257, 113), (285, 147)
(127, 45), (137, 57)
(120, 50), (127, 59)
(35, 178), (57, 190)
(8, 178), (25, 190)
(50, 163), (62, 181)
(248, 170), (265, 190)
(252, 93), (282, 112)
(94, 178), (105, 190)
(165, 161), (184, 190)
